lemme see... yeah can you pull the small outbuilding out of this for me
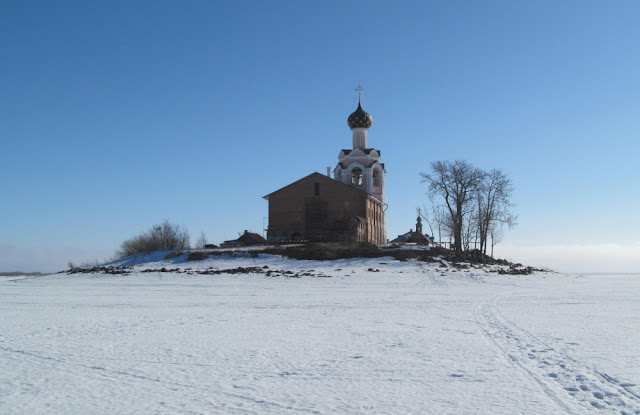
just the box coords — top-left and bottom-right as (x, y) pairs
(390, 216), (434, 245)
(221, 230), (267, 248)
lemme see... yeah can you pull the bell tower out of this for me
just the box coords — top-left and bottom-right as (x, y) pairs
(331, 86), (387, 244)
(333, 86), (385, 204)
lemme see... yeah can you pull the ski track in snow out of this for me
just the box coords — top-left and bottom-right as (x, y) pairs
(474, 295), (640, 414)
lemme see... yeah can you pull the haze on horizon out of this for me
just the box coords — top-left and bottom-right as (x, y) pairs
(1, 1), (638, 274)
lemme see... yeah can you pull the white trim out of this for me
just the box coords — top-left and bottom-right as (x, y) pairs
(346, 161), (367, 173)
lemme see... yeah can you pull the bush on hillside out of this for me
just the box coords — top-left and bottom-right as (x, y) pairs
(186, 251), (209, 261)
(116, 220), (191, 258)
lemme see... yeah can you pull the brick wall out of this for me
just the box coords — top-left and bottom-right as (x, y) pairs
(266, 173), (386, 244)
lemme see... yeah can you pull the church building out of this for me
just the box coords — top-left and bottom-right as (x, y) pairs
(390, 215), (434, 245)
(264, 96), (387, 245)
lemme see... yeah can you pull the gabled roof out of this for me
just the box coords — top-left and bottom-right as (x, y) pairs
(390, 230), (431, 245)
(224, 231), (267, 245)
(390, 231), (412, 244)
(263, 172), (373, 200)
(237, 231), (267, 245)
(407, 232), (430, 244)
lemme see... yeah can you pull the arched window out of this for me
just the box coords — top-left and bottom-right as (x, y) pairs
(351, 168), (363, 185)
(373, 169), (381, 186)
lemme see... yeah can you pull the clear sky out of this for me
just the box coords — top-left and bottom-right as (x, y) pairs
(1, 1), (639, 273)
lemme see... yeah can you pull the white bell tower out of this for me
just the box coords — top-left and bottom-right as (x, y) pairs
(333, 86), (385, 204)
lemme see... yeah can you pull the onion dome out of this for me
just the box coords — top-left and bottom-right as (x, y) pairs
(347, 101), (372, 129)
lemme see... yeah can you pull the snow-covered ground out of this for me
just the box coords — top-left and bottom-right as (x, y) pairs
(1, 253), (639, 414)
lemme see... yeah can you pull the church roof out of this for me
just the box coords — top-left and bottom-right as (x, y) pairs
(263, 172), (375, 200)
(390, 230), (430, 244)
(407, 232), (430, 244)
(390, 231), (413, 244)
(347, 101), (372, 129)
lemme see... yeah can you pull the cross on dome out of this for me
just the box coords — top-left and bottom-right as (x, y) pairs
(347, 86), (372, 129)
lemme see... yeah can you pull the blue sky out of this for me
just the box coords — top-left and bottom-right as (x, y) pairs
(1, 0), (639, 273)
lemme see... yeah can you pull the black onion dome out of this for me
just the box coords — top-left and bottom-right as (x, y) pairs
(347, 101), (372, 129)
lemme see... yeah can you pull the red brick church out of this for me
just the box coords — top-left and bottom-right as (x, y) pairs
(264, 94), (387, 245)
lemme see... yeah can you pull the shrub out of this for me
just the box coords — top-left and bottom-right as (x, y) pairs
(164, 251), (184, 259)
(116, 220), (190, 258)
(186, 251), (209, 261)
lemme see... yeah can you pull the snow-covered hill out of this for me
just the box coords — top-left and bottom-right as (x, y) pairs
(1, 253), (639, 414)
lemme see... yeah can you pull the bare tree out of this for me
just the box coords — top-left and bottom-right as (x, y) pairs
(462, 215), (478, 251)
(432, 205), (451, 247)
(417, 206), (435, 236)
(116, 219), (191, 258)
(489, 225), (504, 258)
(195, 231), (208, 249)
(420, 160), (485, 253)
(476, 169), (517, 255)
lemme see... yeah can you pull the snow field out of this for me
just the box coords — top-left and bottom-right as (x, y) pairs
(1, 254), (639, 414)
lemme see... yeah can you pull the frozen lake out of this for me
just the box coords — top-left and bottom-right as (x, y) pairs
(1, 255), (639, 414)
